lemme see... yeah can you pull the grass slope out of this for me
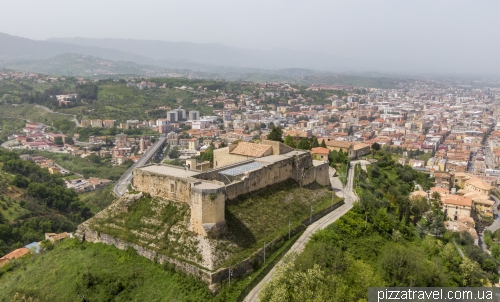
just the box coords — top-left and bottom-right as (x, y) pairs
(221, 179), (340, 266)
(0, 104), (73, 125)
(0, 239), (213, 302)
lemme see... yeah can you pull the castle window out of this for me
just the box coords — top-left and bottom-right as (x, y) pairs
(170, 183), (175, 193)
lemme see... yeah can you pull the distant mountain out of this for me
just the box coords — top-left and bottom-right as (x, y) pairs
(47, 37), (365, 72)
(0, 33), (401, 87)
(0, 32), (156, 64)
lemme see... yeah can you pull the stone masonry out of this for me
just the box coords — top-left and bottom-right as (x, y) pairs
(132, 142), (330, 236)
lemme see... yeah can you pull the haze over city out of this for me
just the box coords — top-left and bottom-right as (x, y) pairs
(1, 0), (500, 75)
(3, 1), (500, 301)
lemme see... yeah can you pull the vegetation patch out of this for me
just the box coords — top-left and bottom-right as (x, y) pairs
(219, 179), (341, 267)
(260, 155), (498, 301)
(79, 184), (116, 213)
(89, 194), (201, 264)
(0, 239), (213, 302)
(0, 149), (93, 256)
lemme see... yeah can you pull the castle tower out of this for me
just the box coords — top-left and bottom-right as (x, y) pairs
(190, 183), (226, 237)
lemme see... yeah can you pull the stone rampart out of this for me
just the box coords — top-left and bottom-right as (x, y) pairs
(133, 168), (193, 204)
(132, 151), (330, 236)
(76, 199), (345, 292)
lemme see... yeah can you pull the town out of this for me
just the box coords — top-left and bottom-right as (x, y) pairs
(2, 70), (500, 298)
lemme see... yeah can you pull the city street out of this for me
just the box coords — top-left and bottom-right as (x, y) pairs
(113, 136), (166, 196)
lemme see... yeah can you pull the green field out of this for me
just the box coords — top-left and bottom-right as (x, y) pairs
(0, 239), (213, 302)
(221, 179), (341, 267)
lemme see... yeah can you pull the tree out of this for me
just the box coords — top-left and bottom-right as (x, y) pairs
(431, 191), (441, 205)
(371, 142), (381, 158)
(347, 126), (354, 136)
(64, 137), (74, 145)
(284, 135), (296, 148)
(310, 136), (319, 148)
(266, 126), (283, 142)
(425, 213), (446, 237)
(201, 147), (214, 162)
(87, 154), (101, 164)
(460, 258), (486, 286)
(168, 146), (180, 159)
(297, 138), (311, 150)
(54, 137), (64, 145)
(320, 139), (327, 148)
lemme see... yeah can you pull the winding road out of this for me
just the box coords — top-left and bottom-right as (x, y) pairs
(34, 104), (81, 127)
(244, 161), (362, 302)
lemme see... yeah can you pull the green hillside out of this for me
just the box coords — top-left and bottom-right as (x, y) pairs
(4, 54), (155, 77)
(0, 148), (92, 255)
(0, 239), (213, 302)
(260, 155), (499, 301)
(0, 104), (73, 126)
(88, 179), (341, 271)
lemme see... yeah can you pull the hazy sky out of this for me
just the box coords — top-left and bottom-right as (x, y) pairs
(1, 0), (499, 75)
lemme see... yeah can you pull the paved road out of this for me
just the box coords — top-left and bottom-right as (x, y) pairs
(487, 195), (500, 232)
(244, 162), (360, 302)
(113, 136), (166, 196)
(485, 140), (495, 169)
(34, 104), (81, 127)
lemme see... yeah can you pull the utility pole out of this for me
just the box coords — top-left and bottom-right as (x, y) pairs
(263, 242), (266, 264)
(310, 205), (314, 224)
(288, 218), (291, 240)
(228, 266), (233, 286)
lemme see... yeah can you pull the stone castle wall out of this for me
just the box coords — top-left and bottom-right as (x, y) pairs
(213, 148), (251, 168)
(225, 157), (295, 200)
(132, 151), (330, 236)
(76, 199), (345, 292)
(133, 168), (193, 204)
(313, 161), (330, 187)
(190, 185), (226, 236)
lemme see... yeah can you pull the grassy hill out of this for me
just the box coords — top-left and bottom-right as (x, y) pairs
(87, 179), (341, 271)
(0, 149), (94, 255)
(4, 54), (164, 77)
(0, 104), (73, 125)
(0, 239), (213, 302)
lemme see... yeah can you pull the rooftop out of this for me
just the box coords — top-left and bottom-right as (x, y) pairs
(138, 165), (200, 178)
(229, 142), (272, 157)
(443, 195), (472, 207)
(311, 147), (330, 155)
(465, 178), (492, 191)
(219, 162), (264, 177)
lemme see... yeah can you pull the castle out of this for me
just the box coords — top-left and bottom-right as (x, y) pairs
(132, 140), (330, 236)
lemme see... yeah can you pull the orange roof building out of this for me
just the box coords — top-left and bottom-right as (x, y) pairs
(0, 248), (30, 267)
(443, 195), (472, 221)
